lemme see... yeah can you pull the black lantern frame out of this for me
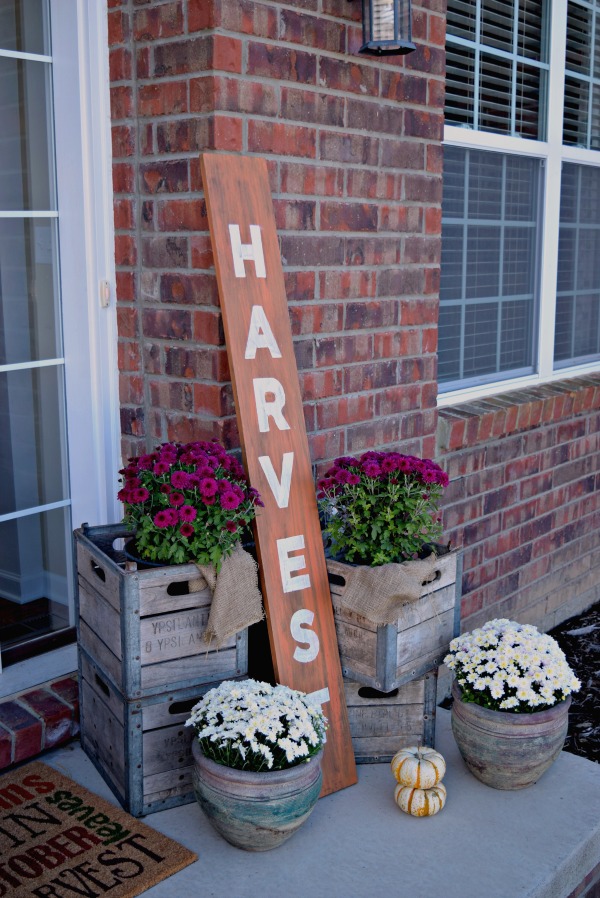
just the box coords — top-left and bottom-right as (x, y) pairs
(359, 0), (416, 56)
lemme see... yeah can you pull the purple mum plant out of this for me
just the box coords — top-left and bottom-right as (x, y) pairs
(317, 450), (449, 566)
(118, 440), (263, 568)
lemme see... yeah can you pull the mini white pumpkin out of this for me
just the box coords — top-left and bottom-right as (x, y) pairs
(394, 782), (447, 817)
(391, 746), (446, 789)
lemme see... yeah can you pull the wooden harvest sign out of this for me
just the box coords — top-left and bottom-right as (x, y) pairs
(201, 153), (357, 796)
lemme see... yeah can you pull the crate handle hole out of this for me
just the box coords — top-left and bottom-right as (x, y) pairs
(94, 674), (110, 698)
(168, 697), (200, 715)
(357, 686), (399, 699)
(422, 569), (442, 585)
(327, 573), (346, 588)
(166, 581), (190, 597)
(90, 561), (106, 583)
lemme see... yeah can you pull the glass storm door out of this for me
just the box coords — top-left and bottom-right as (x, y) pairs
(0, 0), (74, 667)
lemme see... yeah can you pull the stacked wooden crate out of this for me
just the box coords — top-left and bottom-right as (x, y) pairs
(75, 523), (248, 816)
(327, 550), (461, 763)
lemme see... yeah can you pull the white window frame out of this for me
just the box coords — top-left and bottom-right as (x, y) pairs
(439, 1), (600, 407)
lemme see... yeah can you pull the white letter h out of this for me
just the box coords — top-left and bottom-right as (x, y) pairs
(228, 224), (266, 279)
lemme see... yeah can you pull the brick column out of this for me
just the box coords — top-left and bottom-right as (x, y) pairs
(109, 0), (446, 469)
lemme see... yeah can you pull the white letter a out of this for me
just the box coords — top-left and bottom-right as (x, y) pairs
(245, 306), (282, 360)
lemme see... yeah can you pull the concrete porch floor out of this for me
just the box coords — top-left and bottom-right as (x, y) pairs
(39, 708), (600, 898)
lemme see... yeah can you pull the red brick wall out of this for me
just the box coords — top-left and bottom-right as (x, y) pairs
(108, 0), (600, 635)
(108, 0), (445, 467)
(438, 375), (600, 633)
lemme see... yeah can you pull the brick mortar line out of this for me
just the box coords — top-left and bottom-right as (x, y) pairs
(115, 103), (444, 119)
(123, 27), (445, 60)
(131, 193), (440, 206)
(126, 5), (444, 32)
(128, 66), (447, 95)
(130, 264), (438, 274)
(112, 153), (440, 174)
(123, 228), (442, 239)
(113, 121), (442, 146)
(110, 130), (442, 165)
(121, 324), (436, 338)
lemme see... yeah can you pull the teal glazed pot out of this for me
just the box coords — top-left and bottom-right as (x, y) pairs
(451, 680), (571, 790)
(191, 740), (323, 851)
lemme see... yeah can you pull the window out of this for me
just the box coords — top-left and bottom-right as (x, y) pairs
(440, 0), (600, 399)
(0, 0), (74, 666)
(446, 0), (548, 139)
(555, 163), (600, 364)
(440, 148), (541, 387)
(564, 0), (600, 149)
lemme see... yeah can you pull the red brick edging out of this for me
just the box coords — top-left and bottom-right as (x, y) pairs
(0, 675), (79, 771)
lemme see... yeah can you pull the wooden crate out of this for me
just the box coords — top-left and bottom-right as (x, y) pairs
(74, 523), (248, 699)
(344, 670), (438, 764)
(328, 550), (461, 692)
(79, 650), (226, 816)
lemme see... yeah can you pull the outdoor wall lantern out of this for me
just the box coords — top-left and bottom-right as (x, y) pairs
(357, 0), (416, 55)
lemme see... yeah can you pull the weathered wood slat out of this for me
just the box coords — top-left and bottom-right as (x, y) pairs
(395, 607), (456, 665)
(137, 572), (210, 617)
(79, 620), (124, 692)
(79, 584), (122, 659)
(343, 671), (438, 763)
(76, 542), (123, 613)
(143, 724), (194, 777)
(140, 645), (240, 690)
(343, 678), (424, 707)
(139, 605), (235, 666)
(143, 767), (193, 797)
(335, 622), (378, 668)
(142, 688), (213, 731)
(80, 652), (126, 726)
(80, 679), (127, 788)
(332, 581), (457, 632)
(349, 734), (426, 759)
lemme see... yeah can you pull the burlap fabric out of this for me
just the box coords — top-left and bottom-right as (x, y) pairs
(189, 544), (264, 648)
(339, 554), (440, 626)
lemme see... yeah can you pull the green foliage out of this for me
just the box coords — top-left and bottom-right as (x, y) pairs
(317, 451), (448, 566)
(118, 440), (262, 570)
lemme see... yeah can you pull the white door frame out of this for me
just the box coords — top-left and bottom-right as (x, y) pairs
(0, 0), (120, 696)
(52, 0), (120, 532)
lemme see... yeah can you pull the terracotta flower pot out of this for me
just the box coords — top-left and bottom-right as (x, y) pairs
(191, 740), (323, 851)
(451, 680), (571, 790)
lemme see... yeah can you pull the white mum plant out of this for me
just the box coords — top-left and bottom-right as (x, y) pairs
(444, 619), (580, 713)
(185, 679), (327, 772)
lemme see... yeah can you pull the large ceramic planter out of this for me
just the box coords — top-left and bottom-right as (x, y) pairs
(451, 681), (571, 790)
(191, 739), (323, 851)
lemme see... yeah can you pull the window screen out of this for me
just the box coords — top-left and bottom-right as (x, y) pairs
(554, 163), (600, 366)
(439, 147), (541, 389)
(563, 0), (600, 149)
(446, 0), (548, 139)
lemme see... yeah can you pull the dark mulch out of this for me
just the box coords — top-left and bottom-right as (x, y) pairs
(549, 602), (600, 765)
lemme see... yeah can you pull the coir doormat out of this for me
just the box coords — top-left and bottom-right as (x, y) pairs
(0, 761), (197, 898)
